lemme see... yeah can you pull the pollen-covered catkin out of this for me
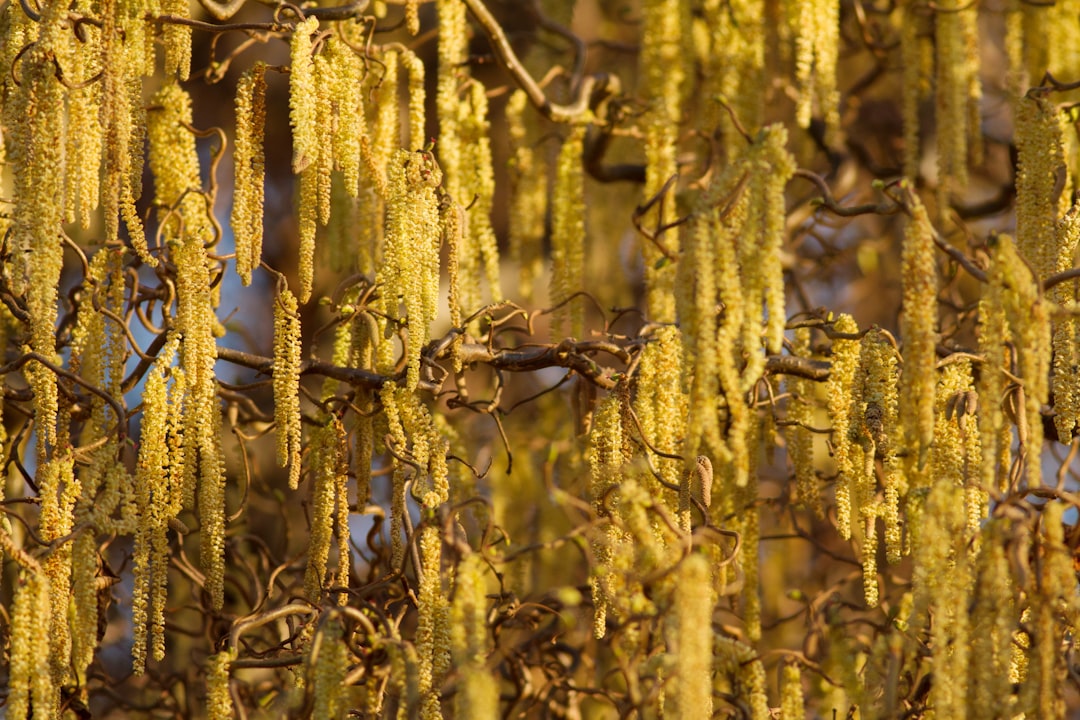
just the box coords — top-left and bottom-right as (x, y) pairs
(788, 328), (819, 514)
(452, 554), (497, 718)
(551, 126), (587, 339)
(289, 16), (319, 175)
(274, 285), (302, 489)
(640, 0), (685, 322)
(311, 616), (349, 720)
(670, 554), (713, 717)
(206, 649), (236, 720)
(232, 64), (267, 286)
(377, 150), (443, 390)
(1015, 92), (1065, 282)
(899, 188), (937, 469)
(6, 570), (53, 720)
(827, 314), (860, 539)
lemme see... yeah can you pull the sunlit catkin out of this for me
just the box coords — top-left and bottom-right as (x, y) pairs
(935, 0), (979, 202)
(10, 2), (66, 451)
(506, 90), (547, 301)
(311, 616), (348, 720)
(827, 314), (860, 539)
(6, 571), (53, 720)
(452, 554), (497, 718)
(587, 391), (631, 638)
(458, 81), (503, 309)
(634, 325), (687, 501)
(133, 333), (182, 673)
(715, 636), (770, 720)
(205, 649), (236, 720)
(274, 285), (303, 489)
(792, 0), (840, 139)
(788, 328), (819, 515)
(232, 64), (267, 286)
(670, 554), (713, 717)
(1052, 207), (1080, 442)
(1015, 92), (1065, 282)
(289, 16), (319, 175)
(149, 82), (228, 608)
(640, 0), (685, 322)
(551, 125), (587, 339)
(397, 47), (427, 156)
(305, 415), (350, 602)
(780, 663), (805, 719)
(966, 520), (1017, 716)
(899, 188), (937, 468)
(417, 525), (451, 720)
(899, 0), (931, 180)
(993, 235), (1050, 488)
(436, 0), (467, 202)
(378, 149), (443, 390)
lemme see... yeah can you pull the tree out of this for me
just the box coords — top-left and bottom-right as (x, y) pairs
(0, 0), (1079, 717)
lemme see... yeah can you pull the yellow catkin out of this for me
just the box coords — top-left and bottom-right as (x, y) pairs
(715, 636), (771, 720)
(206, 649), (236, 720)
(862, 506), (880, 607)
(162, 0), (191, 79)
(670, 554), (713, 717)
(640, 0), (685, 323)
(1015, 92), (1065, 283)
(792, 0), (840, 139)
(828, 314), (860, 539)
(367, 49), (398, 200)
(912, 481), (970, 718)
(1052, 208), (1080, 442)
(436, 0), (467, 202)
(397, 47), (427, 155)
(899, 0), (931, 180)
(96, 0), (149, 263)
(676, 156), (742, 466)
(6, 571), (53, 720)
(780, 663), (805, 719)
(311, 616), (349, 720)
(935, 0), (979, 203)
(232, 64), (267, 286)
(899, 189), (937, 468)
(506, 90), (546, 301)
(452, 554), (497, 718)
(305, 415), (347, 601)
(289, 16), (320, 174)
(70, 530), (98, 683)
(995, 236), (1051, 488)
(314, 52), (334, 227)
(551, 125), (587, 339)
(933, 361), (984, 542)
(788, 328), (819, 515)
(67, 80), (104, 229)
(297, 166), (318, 304)
(966, 520), (1016, 716)
(149, 82), (228, 609)
(634, 326), (687, 505)
(10, 3), (67, 454)
(377, 149), (443, 390)
(701, 0), (765, 151)
(458, 81), (503, 310)
(274, 285), (303, 489)
(132, 333), (182, 673)
(745, 126), (796, 357)
(587, 391), (631, 638)
(39, 453), (79, 694)
(405, 0), (421, 34)
(327, 40), (364, 199)
(417, 526), (451, 720)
